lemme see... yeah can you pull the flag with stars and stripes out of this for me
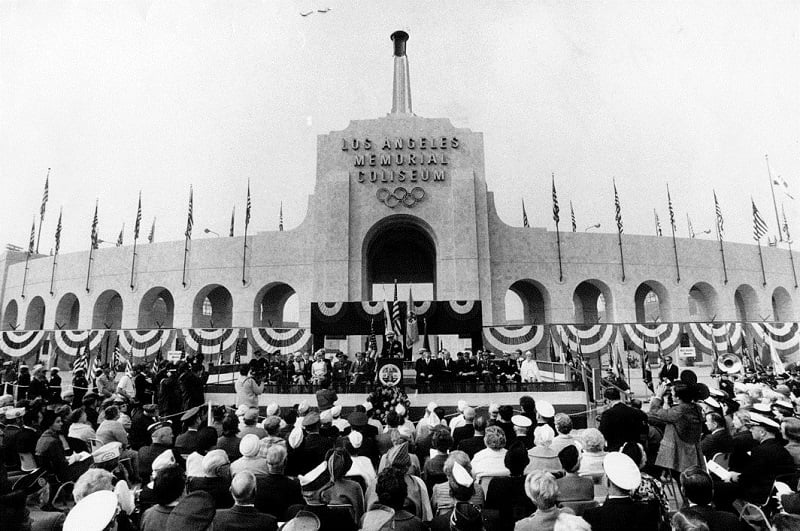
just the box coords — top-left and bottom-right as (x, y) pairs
(113, 337), (121, 368)
(72, 344), (88, 374)
(687, 214), (695, 238)
(570, 201), (576, 232)
(368, 318), (378, 352)
(134, 192), (142, 240)
(667, 185), (676, 232)
(91, 201), (99, 249)
(152, 348), (162, 373)
(116, 224), (124, 247)
(279, 202), (284, 231)
(229, 205), (235, 237)
(54, 209), (62, 255)
(614, 181), (623, 234)
(713, 191), (724, 240)
(752, 199), (768, 241)
(40, 171), (49, 219)
(125, 358), (134, 379)
(552, 175), (560, 225)
(392, 280), (402, 337)
(783, 205), (792, 242)
(28, 218), (36, 255)
(522, 199), (529, 227)
(654, 210), (662, 236)
(185, 186), (194, 240)
(148, 218), (155, 244)
(246, 181), (252, 228)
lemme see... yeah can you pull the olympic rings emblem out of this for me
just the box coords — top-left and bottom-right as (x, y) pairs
(376, 187), (425, 208)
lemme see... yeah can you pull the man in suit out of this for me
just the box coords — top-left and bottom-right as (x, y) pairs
(214, 470), (278, 531)
(174, 406), (203, 455)
(699, 411), (733, 460)
(415, 349), (438, 386)
(457, 415), (487, 459)
(380, 330), (404, 358)
(658, 356), (679, 383)
(438, 350), (456, 381)
(452, 407), (476, 447)
(583, 453), (661, 531)
(679, 466), (750, 531)
(555, 445), (594, 502)
(598, 387), (648, 451)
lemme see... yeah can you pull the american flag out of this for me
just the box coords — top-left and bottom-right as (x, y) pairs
(185, 186), (194, 240)
(113, 338), (121, 368)
(134, 192), (142, 240)
(368, 318), (378, 352)
(713, 191), (724, 240)
(687, 214), (695, 238)
(278, 201), (284, 232)
(654, 209), (662, 237)
(405, 288), (418, 348)
(245, 181), (251, 228)
(570, 201), (576, 232)
(28, 217), (36, 255)
(152, 348), (162, 373)
(522, 199), (529, 228)
(73, 344), (88, 373)
(125, 359), (134, 380)
(148, 218), (156, 244)
(54, 209), (62, 255)
(40, 170), (50, 219)
(392, 280), (402, 337)
(783, 205), (792, 242)
(229, 205), (235, 237)
(667, 185), (676, 232)
(552, 174), (560, 225)
(116, 224), (124, 247)
(234, 338), (246, 364)
(613, 180), (623, 234)
(91, 201), (99, 249)
(752, 199), (768, 242)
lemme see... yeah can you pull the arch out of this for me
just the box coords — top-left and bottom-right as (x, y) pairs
(24, 296), (46, 330)
(192, 284), (233, 328)
(688, 282), (718, 321)
(772, 287), (794, 322)
(3, 300), (18, 330)
(505, 279), (549, 324)
(55, 293), (80, 330)
(253, 282), (299, 327)
(138, 287), (175, 328)
(572, 279), (613, 324)
(92, 290), (123, 329)
(634, 280), (672, 323)
(734, 284), (759, 322)
(362, 214), (437, 299)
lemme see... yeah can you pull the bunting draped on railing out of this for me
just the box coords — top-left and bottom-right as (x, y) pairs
(0, 331), (48, 360)
(118, 329), (174, 359)
(685, 322), (743, 357)
(747, 322), (800, 360)
(247, 328), (312, 354)
(621, 323), (682, 356)
(482, 325), (547, 352)
(52, 330), (106, 359)
(180, 328), (240, 358)
(551, 324), (617, 356)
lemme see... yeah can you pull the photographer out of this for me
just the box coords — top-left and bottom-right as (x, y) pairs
(236, 360), (264, 408)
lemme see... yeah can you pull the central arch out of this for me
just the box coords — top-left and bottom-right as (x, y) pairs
(93, 290), (123, 329)
(734, 284), (759, 322)
(362, 215), (437, 300)
(573, 279), (613, 324)
(505, 279), (550, 324)
(634, 280), (671, 323)
(55, 293), (80, 330)
(138, 287), (175, 328)
(254, 283), (298, 327)
(193, 284), (233, 328)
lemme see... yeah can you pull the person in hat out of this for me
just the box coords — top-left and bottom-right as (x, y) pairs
(138, 423), (180, 482)
(330, 404), (349, 432)
(511, 414), (532, 449)
(253, 444), (304, 520)
(175, 405), (203, 455)
(129, 403), (158, 451)
(485, 442), (533, 529)
(315, 378), (337, 412)
(48, 367), (62, 404)
(165, 489), (216, 530)
(231, 434), (269, 477)
(782, 417), (800, 467)
(63, 489), (120, 531)
(380, 330), (404, 360)
(332, 353), (351, 386)
(291, 461), (357, 531)
(12, 468), (66, 530)
(292, 411), (334, 475)
(239, 408), (267, 439)
(318, 448), (365, 521)
(361, 467), (425, 531)
(342, 430), (377, 502)
(346, 410), (379, 465)
(17, 365), (31, 400)
(431, 452), (484, 517)
(70, 367), (89, 409)
(647, 381), (705, 477)
(620, 442), (669, 523)
(381, 441), (432, 521)
(186, 449), (234, 509)
(448, 502), (484, 531)
(212, 470), (277, 531)
(2, 405), (24, 469)
(582, 453), (660, 531)
(513, 471), (572, 531)
(525, 425), (561, 475)
(185, 426), (220, 477)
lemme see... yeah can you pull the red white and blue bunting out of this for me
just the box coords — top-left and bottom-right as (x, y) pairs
(482, 325), (547, 352)
(686, 323), (744, 357)
(621, 323), (682, 356)
(0, 331), (48, 359)
(247, 328), (312, 354)
(180, 328), (240, 358)
(118, 329), (174, 359)
(551, 324), (617, 356)
(52, 330), (106, 359)
(747, 322), (800, 360)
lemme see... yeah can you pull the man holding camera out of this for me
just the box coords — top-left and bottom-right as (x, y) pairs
(237, 360), (264, 408)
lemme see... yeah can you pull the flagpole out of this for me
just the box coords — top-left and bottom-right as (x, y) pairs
(21, 251), (31, 299)
(182, 235), (190, 288)
(766, 155), (783, 242)
(668, 186), (680, 282)
(757, 238), (767, 286)
(36, 168), (50, 254)
(130, 235), (138, 290)
(182, 187), (192, 288)
(614, 180), (625, 282)
(242, 222), (248, 286)
(714, 192), (728, 284)
(789, 240), (798, 289)
(552, 175), (563, 282)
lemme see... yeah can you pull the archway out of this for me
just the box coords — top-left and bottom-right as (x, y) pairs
(363, 215), (436, 300)
(688, 282), (718, 321)
(505, 279), (549, 324)
(573, 280), (613, 324)
(3, 300), (18, 330)
(55, 293), (80, 330)
(634, 280), (671, 323)
(24, 296), (46, 330)
(772, 287), (794, 322)
(192, 284), (233, 328)
(138, 287), (175, 328)
(92, 290), (123, 329)
(253, 283), (299, 327)
(734, 284), (759, 322)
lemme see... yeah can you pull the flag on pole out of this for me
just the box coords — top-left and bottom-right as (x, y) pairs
(392, 280), (402, 337)
(113, 338), (121, 369)
(246, 181), (252, 228)
(40, 171), (49, 219)
(125, 358), (134, 380)
(134, 192), (142, 240)
(713, 191), (724, 240)
(654, 209), (662, 237)
(421, 318), (430, 352)
(522, 199), (529, 228)
(116, 224), (124, 247)
(91, 201), (99, 249)
(185, 186), (194, 240)
(28, 217), (36, 255)
(773, 175), (795, 200)
(552, 175), (560, 225)
(752, 199), (768, 241)
(783, 205), (792, 242)
(279, 201), (284, 231)
(687, 214), (695, 238)
(667, 186), (676, 231)
(54, 209), (62, 255)
(73, 344), (88, 373)
(148, 218), (156, 243)
(570, 201), (576, 233)
(613, 180), (623, 234)
(369, 318), (379, 352)
(405, 288), (418, 348)
(229, 206), (235, 237)
(152, 347), (162, 373)
(614, 344), (626, 380)
(768, 333), (786, 375)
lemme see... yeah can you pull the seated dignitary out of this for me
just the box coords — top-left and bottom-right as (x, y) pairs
(140, 465), (185, 531)
(213, 470), (277, 531)
(513, 471), (573, 531)
(582, 452), (661, 531)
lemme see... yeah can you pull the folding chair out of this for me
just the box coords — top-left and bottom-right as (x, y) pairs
(738, 502), (771, 530)
(559, 499), (598, 517)
(88, 438), (104, 453)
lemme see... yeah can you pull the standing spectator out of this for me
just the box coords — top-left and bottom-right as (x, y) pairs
(28, 365), (48, 401)
(647, 381), (704, 478)
(116, 364), (136, 402)
(236, 361), (263, 408)
(134, 364), (153, 404)
(598, 387), (648, 451)
(16, 365), (31, 400)
(180, 362), (205, 411)
(48, 367), (62, 403)
(71, 368), (89, 409)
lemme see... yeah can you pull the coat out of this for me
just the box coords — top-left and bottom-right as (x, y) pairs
(648, 397), (704, 473)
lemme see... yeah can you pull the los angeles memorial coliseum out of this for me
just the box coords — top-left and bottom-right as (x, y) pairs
(1, 31), (799, 409)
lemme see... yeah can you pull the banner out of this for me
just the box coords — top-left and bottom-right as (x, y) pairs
(551, 324), (617, 356)
(747, 322), (800, 362)
(621, 323), (682, 356)
(118, 329), (175, 359)
(686, 322), (744, 357)
(180, 328), (240, 358)
(247, 328), (312, 354)
(483, 325), (547, 353)
(0, 331), (48, 361)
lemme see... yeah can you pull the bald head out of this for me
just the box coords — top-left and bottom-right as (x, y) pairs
(463, 407), (476, 421)
(231, 470), (257, 503)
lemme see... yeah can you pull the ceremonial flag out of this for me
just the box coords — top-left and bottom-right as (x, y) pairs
(641, 335), (653, 392)
(28, 217), (36, 255)
(783, 205), (792, 242)
(73, 344), (88, 373)
(40, 171), (49, 219)
(185, 186), (194, 240)
(392, 280), (402, 337)
(148, 218), (156, 244)
(152, 348), (162, 373)
(714, 191), (724, 240)
(522, 199), (529, 228)
(54, 209), (62, 255)
(710, 328), (720, 376)
(134, 192), (142, 240)
(773, 175), (795, 200)
(687, 214), (695, 238)
(116, 224), (124, 247)
(91, 201), (99, 249)
(552, 175), (560, 225)
(405, 288), (418, 348)
(229, 206), (235, 237)
(570, 201), (576, 232)
(125, 358), (134, 380)
(667, 186), (676, 231)
(654, 209), (662, 237)
(113, 337), (121, 368)
(246, 181), (252, 228)
(752, 199), (768, 241)
(614, 180), (623, 234)
(369, 318), (379, 352)
(768, 333), (786, 375)
(279, 201), (284, 232)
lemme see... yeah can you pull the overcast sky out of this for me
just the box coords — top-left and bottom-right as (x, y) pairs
(1, 1), (799, 255)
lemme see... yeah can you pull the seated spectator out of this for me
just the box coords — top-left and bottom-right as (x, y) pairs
(550, 413), (581, 454)
(379, 441), (432, 521)
(360, 467), (425, 531)
(213, 470), (278, 531)
(73, 468), (114, 501)
(138, 449), (179, 512)
(670, 508), (710, 531)
(471, 426), (508, 479)
(552, 513), (592, 531)
(14, 468), (67, 530)
(35, 409), (80, 482)
(577, 428), (606, 478)
(287, 460), (358, 531)
(259, 415), (287, 456)
(555, 445), (594, 503)
(699, 411), (733, 461)
(448, 502), (485, 531)
(320, 448), (365, 521)
(255, 444), (304, 520)
(432, 450), (484, 516)
(96, 405), (128, 446)
(231, 434), (269, 476)
(621, 442), (668, 523)
(138, 423), (180, 483)
(187, 449), (234, 509)
(344, 431), (377, 504)
(783, 417), (800, 467)
(679, 466), (749, 531)
(423, 428), (453, 493)
(217, 414), (242, 462)
(378, 428), (421, 476)
(525, 424), (562, 475)
(185, 426), (219, 477)
(63, 490), (120, 531)
(514, 471), (573, 531)
(66, 408), (96, 443)
(240, 408), (268, 439)
(165, 490), (217, 528)
(140, 465), (185, 531)
(485, 442), (533, 530)
(457, 416), (487, 459)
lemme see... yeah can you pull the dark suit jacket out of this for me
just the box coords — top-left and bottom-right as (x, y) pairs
(689, 504), (750, 531)
(415, 359), (438, 380)
(556, 473), (595, 502)
(457, 435), (486, 459)
(699, 428), (733, 460)
(658, 364), (679, 382)
(213, 504), (277, 531)
(187, 476), (234, 509)
(452, 424), (475, 447)
(255, 474), (304, 520)
(738, 437), (796, 504)
(484, 475), (534, 531)
(175, 429), (200, 455)
(583, 497), (661, 531)
(598, 403), (648, 451)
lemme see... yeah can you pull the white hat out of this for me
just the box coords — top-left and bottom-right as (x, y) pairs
(236, 404), (249, 417)
(320, 409), (333, 424)
(395, 404), (406, 416)
(709, 388), (726, 398)
(398, 424), (414, 440)
(266, 403), (280, 416)
(115, 480), (135, 515)
(451, 461), (474, 487)
(240, 434), (260, 457)
(331, 405), (342, 418)
(5, 407), (24, 420)
(288, 426), (304, 449)
(298, 401), (310, 415)
(92, 441), (122, 464)
(750, 412), (781, 430)
(603, 452), (641, 491)
(202, 449), (230, 476)
(150, 449), (176, 482)
(703, 397), (720, 409)
(348, 430), (363, 449)
(753, 403), (772, 415)
(63, 490), (119, 531)
(299, 461), (327, 487)
(426, 402), (437, 413)
(0, 394), (13, 407)
(457, 400), (467, 412)
(512, 415), (532, 428)
(363, 401), (373, 412)
(489, 403), (500, 413)
(537, 400), (555, 418)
